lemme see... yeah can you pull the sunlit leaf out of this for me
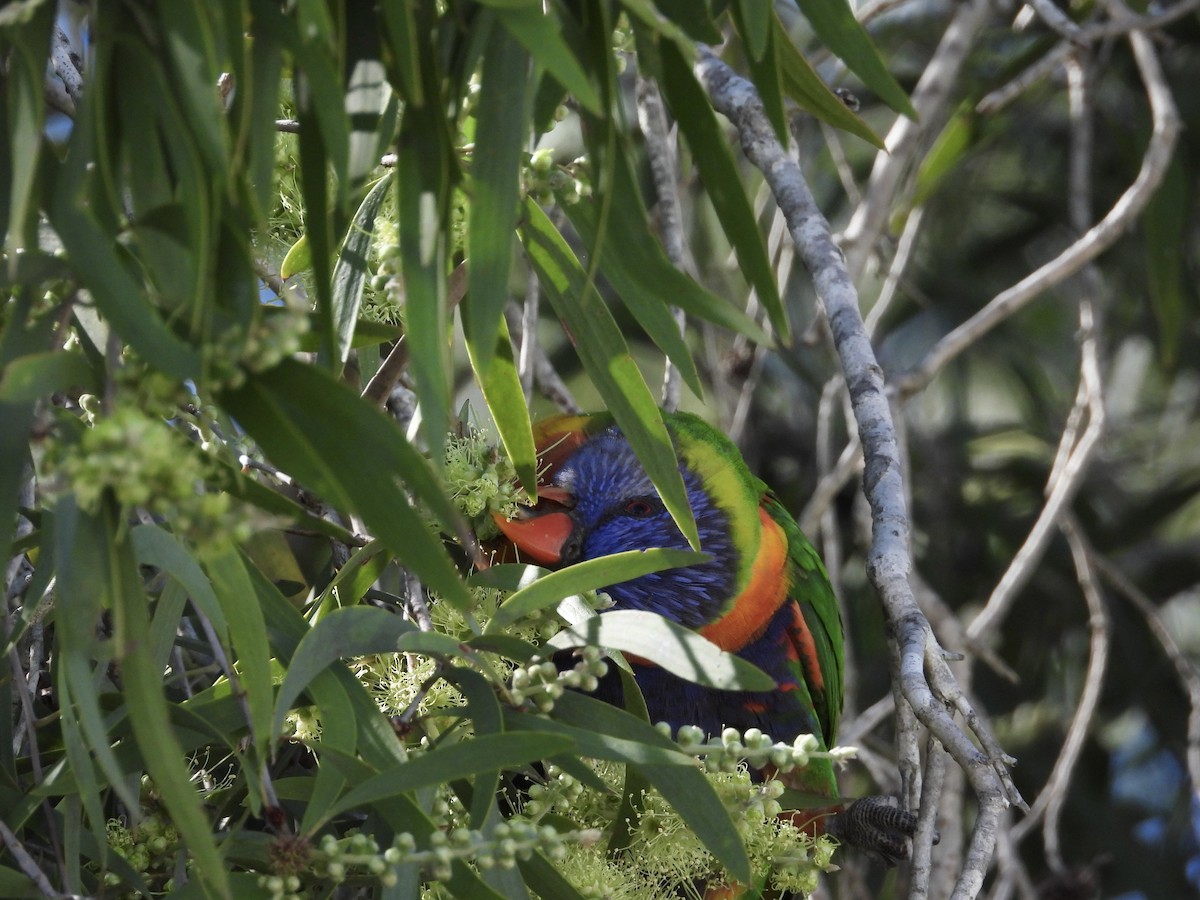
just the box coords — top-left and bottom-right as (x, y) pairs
(547, 609), (775, 690)
(485, 549), (707, 633)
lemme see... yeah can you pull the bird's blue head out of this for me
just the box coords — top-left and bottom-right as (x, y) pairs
(539, 426), (737, 628)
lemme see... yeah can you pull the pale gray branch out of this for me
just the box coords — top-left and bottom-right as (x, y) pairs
(695, 48), (1021, 899)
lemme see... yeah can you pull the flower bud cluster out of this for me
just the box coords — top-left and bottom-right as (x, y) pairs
(521, 763), (586, 819)
(509, 647), (608, 712)
(276, 820), (601, 892)
(669, 724), (856, 774)
(443, 428), (530, 526)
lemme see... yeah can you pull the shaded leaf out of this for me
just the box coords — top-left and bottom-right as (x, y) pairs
(272, 606), (417, 737)
(519, 199), (698, 549)
(220, 359), (471, 610)
(657, 42), (790, 339)
(797, 0), (916, 119)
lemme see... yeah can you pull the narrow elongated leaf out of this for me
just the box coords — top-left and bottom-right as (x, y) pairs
(396, 112), (452, 466)
(322, 733), (573, 822)
(504, 709), (692, 766)
(206, 547), (274, 755)
(108, 511), (231, 898)
(332, 171), (393, 364)
(0, 350), (98, 402)
(657, 43), (789, 340)
(467, 22), (530, 377)
(272, 606), (417, 736)
(618, 0), (702, 50)
(773, 14), (885, 149)
(464, 308), (537, 492)
(519, 200), (698, 549)
(379, 2), (424, 105)
(567, 195), (770, 344)
(486, 549), (707, 633)
(546, 609), (775, 690)
(496, 7), (602, 114)
(131, 525), (228, 637)
(797, 0), (916, 119)
(566, 202), (698, 397)
(3, 4), (52, 256)
(220, 359), (472, 610)
(736, 0), (771, 61)
(733, 3), (787, 141)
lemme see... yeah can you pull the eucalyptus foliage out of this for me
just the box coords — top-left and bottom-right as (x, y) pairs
(0, 1), (900, 897)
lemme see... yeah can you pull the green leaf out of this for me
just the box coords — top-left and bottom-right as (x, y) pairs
(733, 3), (787, 141)
(619, 0), (705, 50)
(321, 732), (573, 823)
(504, 708), (692, 766)
(108, 511), (232, 898)
(485, 549), (707, 633)
(910, 104), (974, 210)
(280, 233), (311, 279)
(0, 350), (98, 402)
(773, 14), (885, 150)
(546, 609), (776, 690)
(206, 547), (275, 756)
(796, 0), (917, 119)
(395, 111), (452, 466)
(3, 3), (52, 257)
(464, 308), (537, 493)
(466, 21), (531, 378)
(736, 0), (771, 61)
(519, 199), (699, 549)
(130, 524), (228, 638)
(379, 2), (424, 106)
(272, 606), (417, 737)
(220, 359), (472, 610)
(495, 6), (602, 114)
(332, 171), (394, 364)
(657, 42), (790, 340)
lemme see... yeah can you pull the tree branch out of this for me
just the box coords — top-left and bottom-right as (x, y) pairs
(694, 48), (1024, 899)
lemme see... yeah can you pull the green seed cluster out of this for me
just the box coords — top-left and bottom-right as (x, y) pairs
(509, 646), (609, 712)
(103, 815), (181, 892)
(524, 148), (590, 207)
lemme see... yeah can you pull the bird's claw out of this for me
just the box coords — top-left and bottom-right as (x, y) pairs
(827, 795), (937, 866)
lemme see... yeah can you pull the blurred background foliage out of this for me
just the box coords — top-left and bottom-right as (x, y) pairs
(2, 0), (1199, 898)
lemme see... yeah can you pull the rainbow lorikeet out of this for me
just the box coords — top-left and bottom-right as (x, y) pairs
(495, 411), (919, 863)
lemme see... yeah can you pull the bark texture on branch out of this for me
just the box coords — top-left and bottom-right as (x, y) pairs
(693, 48), (1026, 900)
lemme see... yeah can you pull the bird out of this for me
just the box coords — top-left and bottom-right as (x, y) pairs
(493, 411), (920, 867)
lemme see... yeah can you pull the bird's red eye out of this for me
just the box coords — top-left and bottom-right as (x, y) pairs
(623, 498), (657, 517)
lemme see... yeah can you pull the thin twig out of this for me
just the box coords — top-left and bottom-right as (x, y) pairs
(896, 28), (1180, 402)
(0, 818), (63, 898)
(1091, 552), (1200, 800)
(1022, 516), (1109, 871)
(840, 0), (993, 282)
(636, 74), (690, 412)
(694, 49), (1023, 898)
(505, 303), (582, 414)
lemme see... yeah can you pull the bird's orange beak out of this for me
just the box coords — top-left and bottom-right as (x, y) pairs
(492, 485), (577, 566)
